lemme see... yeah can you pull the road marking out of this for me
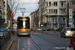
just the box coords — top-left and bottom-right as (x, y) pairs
(17, 37), (20, 50)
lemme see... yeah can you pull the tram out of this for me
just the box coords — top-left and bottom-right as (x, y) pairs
(17, 16), (30, 35)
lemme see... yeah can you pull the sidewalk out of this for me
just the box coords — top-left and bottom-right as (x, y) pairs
(1, 35), (18, 50)
(1, 37), (14, 50)
(31, 31), (60, 34)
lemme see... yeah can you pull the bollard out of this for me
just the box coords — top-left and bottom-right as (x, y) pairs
(54, 29), (56, 33)
(43, 29), (44, 31)
(11, 31), (12, 35)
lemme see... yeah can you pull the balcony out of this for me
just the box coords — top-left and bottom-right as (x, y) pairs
(60, 12), (66, 15)
(48, 13), (57, 15)
(59, 6), (66, 9)
(59, 0), (66, 1)
(60, 13), (66, 15)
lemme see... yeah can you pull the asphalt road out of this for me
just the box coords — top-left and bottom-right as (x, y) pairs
(10, 33), (73, 50)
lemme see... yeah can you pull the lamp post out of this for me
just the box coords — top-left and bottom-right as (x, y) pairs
(20, 8), (26, 16)
(67, 2), (69, 27)
(66, 0), (70, 27)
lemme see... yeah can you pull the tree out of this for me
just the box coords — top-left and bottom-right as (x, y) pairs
(8, 0), (22, 35)
(8, 0), (21, 16)
(34, 15), (39, 28)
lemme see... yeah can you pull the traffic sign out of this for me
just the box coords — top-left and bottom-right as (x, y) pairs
(69, 13), (72, 18)
(70, 15), (72, 16)
(69, 19), (73, 22)
(70, 9), (72, 12)
(69, 7), (73, 9)
(69, 7), (73, 26)
(69, 22), (73, 25)
(69, 9), (73, 13)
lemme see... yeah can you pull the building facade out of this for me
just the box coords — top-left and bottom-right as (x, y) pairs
(30, 12), (35, 29)
(30, 0), (75, 30)
(4, 0), (8, 24)
(38, 0), (67, 29)
(0, 0), (5, 27)
(30, 9), (39, 29)
(0, 0), (11, 27)
(0, 0), (5, 19)
(7, 4), (12, 28)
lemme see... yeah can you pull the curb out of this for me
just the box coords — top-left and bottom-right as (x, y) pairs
(31, 31), (60, 34)
(2, 39), (14, 50)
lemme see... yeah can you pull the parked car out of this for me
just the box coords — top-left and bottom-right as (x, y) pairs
(56, 27), (63, 31)
(69, 33), (75, 49)
(47, 28), (51, 31)
(36, 28), (42, 32)
(0, 28), (10, 49)
(0, 28), (8, 37)
(60, 27), (75, 38)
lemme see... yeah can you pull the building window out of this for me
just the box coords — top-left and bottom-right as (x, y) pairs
(61, 9), (65, 14)
(61, 2), (65, 7)
(53, 18), (57, 22)
(49, 9), (53, 14)
(53, 2), (57, 6)
(71, 1), (75, 6)
(53, 18), (55, 21)
(61, 18), (63, 21)
(49, 2), (51, 6)
(54, 9), (57, 14)
(61, 18), (65, 21)
(49, 9), (57, 14)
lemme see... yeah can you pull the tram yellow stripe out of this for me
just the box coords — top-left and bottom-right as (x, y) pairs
(18, 29), (30, 32)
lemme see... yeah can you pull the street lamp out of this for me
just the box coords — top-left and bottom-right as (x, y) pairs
(67, 2), (69, 27)
(20, 8), (26, 16)
(65, 0), (69, 27)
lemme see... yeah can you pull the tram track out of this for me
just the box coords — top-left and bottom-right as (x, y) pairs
(16, 34), (71, 50)
(30, 38), (41, 50)
(34, 34), (70, 50)
(34, 34), (61, 47)
(17, 36), (41, 50)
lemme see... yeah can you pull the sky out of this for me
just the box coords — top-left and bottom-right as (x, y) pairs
(14, 0), (39, 19)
